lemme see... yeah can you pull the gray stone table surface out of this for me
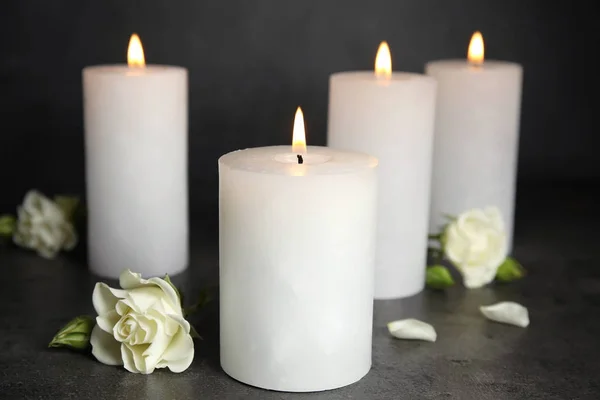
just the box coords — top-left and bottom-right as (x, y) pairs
(1, 185), (599, 399)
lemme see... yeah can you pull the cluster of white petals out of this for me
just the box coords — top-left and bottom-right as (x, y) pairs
(13, 190), (76, 259)
(90, 270), (194, 374)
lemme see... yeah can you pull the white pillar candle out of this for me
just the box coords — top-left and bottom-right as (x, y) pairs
(327, 42), (437, 299)
(426, 32), (523, 250)
(83, 34), (188, 278)
(219, 108), (378, 392)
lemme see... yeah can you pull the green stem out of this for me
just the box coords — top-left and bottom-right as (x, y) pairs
(428, 234), (441, 241)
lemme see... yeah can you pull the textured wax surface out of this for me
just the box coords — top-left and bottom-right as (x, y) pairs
(219, 145), (378, 175)
(219, 146), (377, 391)
(83, 64), (188, 278)
(1, 185), (600, 399)
(328, 70), (436, 299)
(426, 59), (522, 253)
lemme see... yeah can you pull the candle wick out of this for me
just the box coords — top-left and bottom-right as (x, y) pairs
(297, 155), (304, 164)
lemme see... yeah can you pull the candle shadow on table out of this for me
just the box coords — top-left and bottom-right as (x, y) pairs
(373, 293), (429, 328)
(187, 289), (222, 373)
(61, 214), (89, 267)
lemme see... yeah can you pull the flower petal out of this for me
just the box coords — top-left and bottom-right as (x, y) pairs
(147, 277), (182, 314)
(96, 310), (120, 333)
(37, 225), (60, 249)
(484, 206), (504, 231)
(444, 225), (469, 265)
(461, 265), (497, 289)
(118, 270), (181, 315)
(39, 198), (64, 222)
(130, 343), (154, 374)
(387, 319), (437, 342)
(92, 283), (128, 316)
(161, 322), (194, 364)
(113, 314), (133, 342)
(121, 343), (140, 373)
(90, 324), (123, 366)
(165, 351), (194, 373)
(126, 287), (165, 313)
(115, 299), (133, 316)
(22, 191), (45, 213)
(480, 302), (530, 328)
(165, 313), (190, 335)
(141, 324), (171, 371)
(119, 270), (144, 289)
(133, 314), (157, 344)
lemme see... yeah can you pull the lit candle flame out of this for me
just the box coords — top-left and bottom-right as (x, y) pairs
(292, 107), (307, 155)
(375, 41), (392, 79)
(468, 31), (484, 65)
(127, 33), (146, 67)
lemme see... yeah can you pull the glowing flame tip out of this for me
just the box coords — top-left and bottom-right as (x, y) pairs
(292, 107), (307, 154)
(375, 41), (392, 78)
(468, 31), (484, 65)
(127, 33), (146, 67)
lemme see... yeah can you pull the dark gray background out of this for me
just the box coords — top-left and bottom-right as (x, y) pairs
(1, 0), (597, 220)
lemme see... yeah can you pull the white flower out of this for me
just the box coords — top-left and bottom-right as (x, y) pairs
(480, 302), (529, 328)
(90, 270), (194, 374)
(443, 207), (507, 289)
(13, 190), (77, 259)
(387, 319), (437, 342)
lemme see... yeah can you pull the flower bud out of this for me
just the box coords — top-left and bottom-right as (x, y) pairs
(426, 265), (455, 290)
(49, 315), (95, 350)
(495, 257), (526, 282)
(0, 214), (16, 238)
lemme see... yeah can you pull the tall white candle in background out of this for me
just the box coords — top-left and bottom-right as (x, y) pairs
(220, 108), (377, 392)
(83, 34), (188, 278)
(426, 32), (523, 250)
(328, 42), (437, 299)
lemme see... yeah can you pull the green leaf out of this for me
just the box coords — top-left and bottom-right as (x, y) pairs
(495, 257), (526, 282)
(426, 265), (455, 290)
(189, 324), (202, 340)
(0, 214), (16, 238)
(163, 274), (183, 305)
(183, 288), (212, 317)
(48, 315), (95, 350)
(54, 196), (80, 221)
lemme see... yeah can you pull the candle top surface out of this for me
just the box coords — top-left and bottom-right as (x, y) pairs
(426, 59), (522, 72)
(331, 71), (433, 83)
(83, 64), (186, 76)
(219, 145), (378, 176)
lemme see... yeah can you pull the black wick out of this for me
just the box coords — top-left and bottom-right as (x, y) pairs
(297, 154), (304, 164)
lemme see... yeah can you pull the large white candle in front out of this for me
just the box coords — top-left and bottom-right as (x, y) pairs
(83, 34), (188, 278)
(426, 32), (523, 250)
(327, 42), (437, 299)
(219, 108), (378, 392)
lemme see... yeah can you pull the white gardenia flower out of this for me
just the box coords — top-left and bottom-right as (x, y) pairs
(13, 190), (77, 259)
(90, 270), (194, 374)
(443, 207), (508, 289)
